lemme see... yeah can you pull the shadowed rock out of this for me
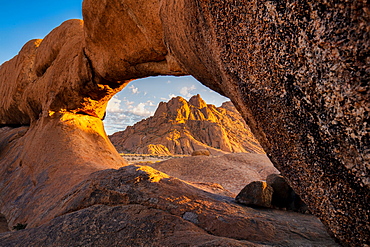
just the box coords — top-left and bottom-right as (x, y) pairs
(0, 214), (9, 233)
(267, 174), (309, 213)
(236, 181), (273, 208)
(161, 0), (369, 245)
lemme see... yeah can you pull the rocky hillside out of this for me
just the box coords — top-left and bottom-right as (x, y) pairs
(109, 94), (264, 155)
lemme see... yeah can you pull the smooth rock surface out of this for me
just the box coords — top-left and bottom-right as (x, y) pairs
(0, 165), (338, 246)
(0, 120), (126, 228)
(0, 19), (127, 229)
(149, 153), (279, 195)
(82, 0), (186, 81)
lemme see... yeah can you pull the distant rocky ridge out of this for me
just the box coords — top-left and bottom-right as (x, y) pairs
(109, 94), (264, 155)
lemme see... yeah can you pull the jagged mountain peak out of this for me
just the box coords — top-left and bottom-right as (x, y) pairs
(110, 95), (264, 155)
(154, 94), (217, 123)
(189, 94), (207, 108)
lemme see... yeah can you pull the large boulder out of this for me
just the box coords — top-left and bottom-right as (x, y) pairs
(236, 181), (273, 208)
(0, 20), (128, 228)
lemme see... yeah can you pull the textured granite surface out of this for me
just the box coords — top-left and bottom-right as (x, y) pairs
(162, 0), (369, 245)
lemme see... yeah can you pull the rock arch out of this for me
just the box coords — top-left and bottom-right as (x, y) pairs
(0, 0), (368, 245)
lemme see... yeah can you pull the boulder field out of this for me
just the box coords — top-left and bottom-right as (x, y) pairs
(0, 0), (368, 246)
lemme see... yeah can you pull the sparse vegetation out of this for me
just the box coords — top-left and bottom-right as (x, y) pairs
(120, 153), (189, 164)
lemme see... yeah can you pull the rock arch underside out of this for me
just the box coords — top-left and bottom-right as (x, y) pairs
(0, 0), (368, 246)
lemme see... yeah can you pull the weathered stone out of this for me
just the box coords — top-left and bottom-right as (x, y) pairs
(191, 149), (211, 156)
(82, 0), (186, 81)
(150, 153), (279, 194)
(236, 181), (273, 208)
(0, 214), (9, 233)
(0, 119), (127, 228)
(110, 95), (264, 155)
(0, 20), (122, 124)
(0, 19), (128, 229)
(0, 205), (259, 247)
(0, 165), (339, 246)
(161, 0), (369, 245)
(182, 211), (199, 224)
(267, 174), (293, 209)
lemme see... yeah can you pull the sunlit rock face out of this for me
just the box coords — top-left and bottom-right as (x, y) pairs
(0, 20), (116, 124)
(0, 4), (186, 228)
(0, 165), (338, 246)
(0, 20), (129, 228)
(161, 0), (369, 245)
(109, 95), (263, 155)
(82, 0), (186, 81)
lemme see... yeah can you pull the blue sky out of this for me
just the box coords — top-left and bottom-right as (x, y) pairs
(0, 1), (83, 64)
(1, 1), (229, 134)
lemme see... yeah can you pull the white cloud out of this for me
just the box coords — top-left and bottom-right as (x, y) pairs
(129, 85), (139, 94)
(103, 112), (145, 135)
(146, 100), (155, 106)
(180, 85), (196, 98)
(131, 103), (153, 116)
(123, 98), (134, 109)
(104, 97), (156, 134)
(169, 93), (176, 99)
(105, 94), (158, 133)
(106, 96), (122, 113)
(159, 94), (176, 102)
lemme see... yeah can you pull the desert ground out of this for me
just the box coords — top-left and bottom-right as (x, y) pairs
(121, 153), (189, 164)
